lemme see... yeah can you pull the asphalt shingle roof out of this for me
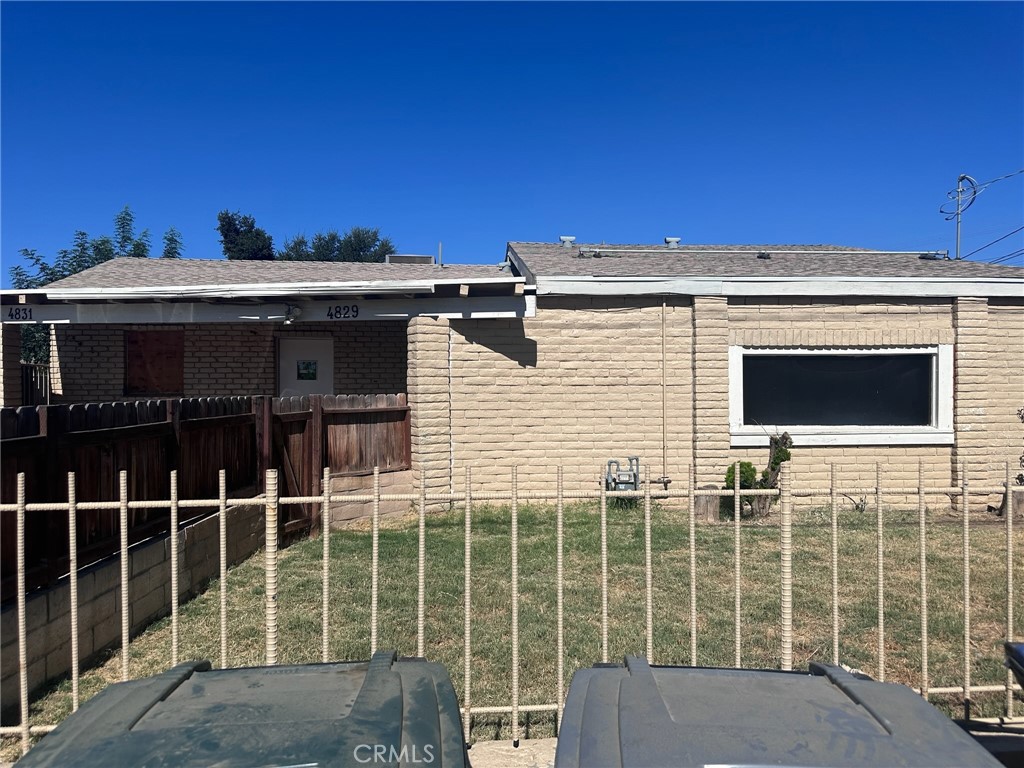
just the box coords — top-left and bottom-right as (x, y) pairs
(45, 258), (506, 290)
(507, 242), (1024, 280)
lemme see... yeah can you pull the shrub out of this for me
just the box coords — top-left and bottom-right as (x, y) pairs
(721, 461), (758, 517)
(722, 432), (793, 519)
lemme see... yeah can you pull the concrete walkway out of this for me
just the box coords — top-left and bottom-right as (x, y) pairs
(468, 737), (557, 768)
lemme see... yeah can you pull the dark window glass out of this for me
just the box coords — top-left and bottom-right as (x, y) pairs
(125, 330), (184, 396)
(742, 354), (932, 426)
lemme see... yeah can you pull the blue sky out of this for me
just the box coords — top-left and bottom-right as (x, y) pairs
(2, 2), (1022, 286)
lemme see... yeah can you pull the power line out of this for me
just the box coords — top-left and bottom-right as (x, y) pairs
(987, 248), (1024, 265)
(974, 168), (1024, 188)
(962, 225), (1024, 259)
(938, 168), (1024, 258)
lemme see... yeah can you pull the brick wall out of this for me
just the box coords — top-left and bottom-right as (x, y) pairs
(1, 502), (263, 720)
(51, 325), (125, 402)
(727, 296), (955, 346)
(448, 297), (694, 493)
(692, 296), (730, 487)
(0, 323), (22, 408)
(440, 294), (1022, 502)
(986, 300), (1024, 488)
(50, 321), (407, 401)
(949, 298), (1024, 501)
(407, 316), (451, 500)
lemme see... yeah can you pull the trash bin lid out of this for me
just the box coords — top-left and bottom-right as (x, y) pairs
(555, 656), (1003, 768)
(19, 650), (466, 768)
(1007, 642), (1024, 689)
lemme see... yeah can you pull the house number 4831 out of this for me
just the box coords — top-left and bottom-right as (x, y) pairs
(326, 304), (359, 319)
(6, 307), (33, 321)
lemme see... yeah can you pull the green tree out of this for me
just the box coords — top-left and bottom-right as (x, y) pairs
(278, 234), (311, 261)
(162, 226), (184, 259)
(113, 205), (151, 258)
(216, 210), (275, 260)
(277, 226), (396, 262)
(8, 207), (182, 362)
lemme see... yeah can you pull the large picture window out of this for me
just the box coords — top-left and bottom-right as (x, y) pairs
(728, 346), (953, 446)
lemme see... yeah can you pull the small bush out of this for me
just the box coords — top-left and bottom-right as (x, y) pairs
(722, 432), (793, 519)
(721, 461), (758, 517)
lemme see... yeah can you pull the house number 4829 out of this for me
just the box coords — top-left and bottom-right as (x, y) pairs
(6, 307), (33, 320)
(326, 304), (359, 319)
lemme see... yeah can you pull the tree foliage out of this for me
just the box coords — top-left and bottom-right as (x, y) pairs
(216, 210), (275, 260)
(277, 227), (396, 262)
(162, 226), (184, 259)
(8, 206), (179, 362)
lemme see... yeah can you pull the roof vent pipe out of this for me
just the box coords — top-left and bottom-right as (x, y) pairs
(665, 237), (681, 248)
(559, 235), (576, 247)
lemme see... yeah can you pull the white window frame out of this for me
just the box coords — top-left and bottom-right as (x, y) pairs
(728, 345), (954, 447)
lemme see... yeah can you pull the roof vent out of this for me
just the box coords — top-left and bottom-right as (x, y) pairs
(918, 252), (943, 261)
(559, 235), (576, 247)
(385, 254), (435, 265)
(757, 251), (771, 260)
(665, 237), (681, 248)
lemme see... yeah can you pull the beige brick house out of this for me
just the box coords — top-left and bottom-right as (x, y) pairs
(2, 241), (1022, 504)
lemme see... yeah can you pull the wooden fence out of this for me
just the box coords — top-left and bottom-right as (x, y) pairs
(0, 393), (410, 600)
(19, 364), (49, 406)
(268, 394), (411, 533)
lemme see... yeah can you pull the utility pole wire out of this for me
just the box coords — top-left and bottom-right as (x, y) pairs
(987, 249), (1024, 265)
(962, 225), (1024, 259)
(939, 169), (1024, 259)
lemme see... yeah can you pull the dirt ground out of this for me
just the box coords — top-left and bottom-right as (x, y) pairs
(468, 737), (557, 768)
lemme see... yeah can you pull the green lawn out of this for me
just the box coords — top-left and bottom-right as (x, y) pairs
(4, 502), (1021, 760)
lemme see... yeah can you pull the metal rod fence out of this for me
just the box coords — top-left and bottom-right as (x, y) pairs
(3, 461), (1022, 759)
(220, 470), (229, 669)
(67, 473), (80, 712)
(170, 470), (180, 667)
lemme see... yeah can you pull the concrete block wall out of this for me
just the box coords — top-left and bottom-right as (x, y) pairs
(0, 502), (263, 720)
(407, 316), (452, 499)
(49, 321), (407, 401)
(329, 470), (415, 524)
(0, 323), (22, 407)
(432, 294), (1023, 503)
(986, 300), (1024, 488)
(692, 296), (730, 487)
(727, 296), (955, 347)
(448, 297), (695, 493)
(950, 299), (1024, 500)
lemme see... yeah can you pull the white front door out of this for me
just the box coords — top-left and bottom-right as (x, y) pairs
(278, 338), (334, 397)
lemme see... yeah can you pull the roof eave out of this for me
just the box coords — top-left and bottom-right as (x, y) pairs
(1, 276), (526, 303)
(535, 275), (1024, 299)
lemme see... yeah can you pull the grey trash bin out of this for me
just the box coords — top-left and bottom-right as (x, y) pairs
(555, 656), (1002, 768)
(19, 650), (467, 767)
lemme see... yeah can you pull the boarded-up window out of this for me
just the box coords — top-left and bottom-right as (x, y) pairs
(124, 330), (184, 396)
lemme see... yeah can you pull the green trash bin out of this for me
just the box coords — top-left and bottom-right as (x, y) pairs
(556, 656), (1003, 768)
(19, 650), (466, 767)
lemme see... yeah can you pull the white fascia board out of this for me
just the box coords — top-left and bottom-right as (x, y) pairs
(731, 430), (955, 447)
(536, 275), (1024, 298)
(2, 295), (535, 324)
(41, 280), (439, 301)
(2, 276), (524, 303)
